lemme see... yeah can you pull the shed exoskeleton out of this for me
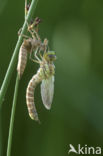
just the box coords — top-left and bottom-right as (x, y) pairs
(17, 18), (48, 78)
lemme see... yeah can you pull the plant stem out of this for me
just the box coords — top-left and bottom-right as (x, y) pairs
(6, 74), (19, 156)
(0, 0), (38, 108)
(0, 108), (3, 156)
(0, 0), (38, 155)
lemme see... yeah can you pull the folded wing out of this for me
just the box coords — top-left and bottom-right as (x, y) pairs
(41, 76), (54, 110)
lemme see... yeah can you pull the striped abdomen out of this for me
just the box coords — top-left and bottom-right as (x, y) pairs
(26, 70), (42, 122)
(17, 42), (28, 78)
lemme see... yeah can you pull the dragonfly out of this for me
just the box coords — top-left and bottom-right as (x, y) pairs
(26, 50), (56, 122)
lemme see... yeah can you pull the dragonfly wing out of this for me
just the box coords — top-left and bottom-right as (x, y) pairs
(41, 76), (54, 110)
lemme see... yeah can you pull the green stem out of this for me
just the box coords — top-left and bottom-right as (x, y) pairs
(6, 74), (19, 156)
(0, 108), (3, 156)
(0, 0), (38, 155)
(0, 0), (38, 107)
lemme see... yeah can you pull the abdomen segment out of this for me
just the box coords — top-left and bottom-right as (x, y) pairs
(17, 42), (28, 78)
(26, 73), (42, 122)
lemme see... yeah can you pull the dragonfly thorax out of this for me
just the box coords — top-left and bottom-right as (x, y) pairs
(31, 38), (41, 49)
(23, 39), (32, 52)
(40, 62), (55, 79)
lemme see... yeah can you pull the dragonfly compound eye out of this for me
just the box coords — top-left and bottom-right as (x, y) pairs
(48, 55), (56, 61)
(48, 51), (56, 61)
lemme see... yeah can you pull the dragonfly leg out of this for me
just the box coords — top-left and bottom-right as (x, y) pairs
(30, 57), (40, 64)
(28, 26), (40, 41)
(38, 48), (43, 60)
(18, 28), (30, 39)
(32, 29), (41, 41)
(29, 48), (41, 64)
(35, 48), (42, 62)
(28, 27), (35, 39)
(42, 38), (49, 54)
(26, 20), (36, 39)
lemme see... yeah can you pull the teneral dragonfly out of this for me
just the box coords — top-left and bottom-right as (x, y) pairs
(26, 51), (56, 122)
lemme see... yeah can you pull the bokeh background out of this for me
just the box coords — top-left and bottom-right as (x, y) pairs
(0, 0), (103, 156)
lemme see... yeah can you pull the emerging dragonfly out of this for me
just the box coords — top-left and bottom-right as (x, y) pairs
(26, 50), (56, 122)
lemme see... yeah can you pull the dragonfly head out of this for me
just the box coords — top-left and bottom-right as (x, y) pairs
(28, 17), (42, 32)
(44, 51), (56, 62)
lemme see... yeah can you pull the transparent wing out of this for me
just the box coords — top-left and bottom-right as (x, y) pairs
(41, 76), (54, 110)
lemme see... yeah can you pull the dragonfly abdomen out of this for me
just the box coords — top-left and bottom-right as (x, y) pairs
(17, 42), (28, 78)
(26, 73), (42, 122)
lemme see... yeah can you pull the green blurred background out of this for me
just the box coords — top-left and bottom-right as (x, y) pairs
(0, 0), (103, 155)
